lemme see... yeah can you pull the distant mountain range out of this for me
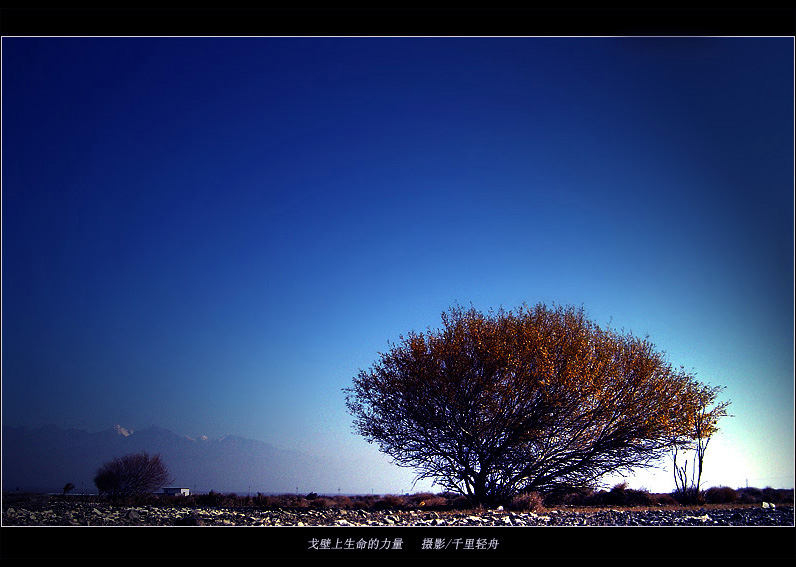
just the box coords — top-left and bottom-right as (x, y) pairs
(2, 424), (350, 495)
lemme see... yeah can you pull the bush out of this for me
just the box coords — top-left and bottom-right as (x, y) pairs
(250, 493), (286, 509)
(621, 488), (656, 507)
(736, 487), (763, 503)
(105, 492), (161, 507)
(350, 495), (377, 509)
(583, 484), (656, 507)
(335, 496), (354, 509)
(373, 494), (409, 510)
(542, 487), (595, 507)
(309, 497), (336, 510)
(652, 493), (679, 507)
(719, 486), (793, 505)
(762, 487), (794, 505)
(704, 486), (738, 504)
(93, 452), (172, 499)
(193, 490), (230, 507)
(509, 492), (545, 512)
(289, 496), (311, 509)
(419, 495), (450, 509)
(403, 492), (450, 509)
(446, 494), (473, 510)
(671, 489), (705, 505)
(406, 492), (435, 507)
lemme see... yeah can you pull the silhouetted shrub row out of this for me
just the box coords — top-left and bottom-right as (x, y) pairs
(730, 486), (793, 505)
(60, 485), (793, 510)
(541, 483), (675, 507)
(542, 483), (794, 508)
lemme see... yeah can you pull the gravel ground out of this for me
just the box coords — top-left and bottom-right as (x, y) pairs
(2, 494), (793, 527)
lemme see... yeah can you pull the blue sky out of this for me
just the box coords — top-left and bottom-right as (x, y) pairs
(2, 36), (793, 494)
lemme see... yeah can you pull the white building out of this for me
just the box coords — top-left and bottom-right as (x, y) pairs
(162, 487), (190, 496)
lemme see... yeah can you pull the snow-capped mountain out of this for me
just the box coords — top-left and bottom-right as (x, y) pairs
(113, 425), (134, 437)
(1, 424), (344, 495)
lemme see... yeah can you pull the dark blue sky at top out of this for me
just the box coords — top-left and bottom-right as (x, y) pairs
(2, 36), (793, 492)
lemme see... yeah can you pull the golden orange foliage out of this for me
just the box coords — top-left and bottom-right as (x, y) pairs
(345, 303), (730, 507)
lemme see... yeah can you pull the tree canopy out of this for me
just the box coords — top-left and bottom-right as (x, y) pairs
(344, 303), (729, 507)
(93, 451), (172, 498)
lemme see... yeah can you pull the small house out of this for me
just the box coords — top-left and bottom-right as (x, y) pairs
(163, 487), (190, 496)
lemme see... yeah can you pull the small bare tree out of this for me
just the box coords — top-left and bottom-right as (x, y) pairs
(671, 384), (730, 504)
(94, 451), (173, 498)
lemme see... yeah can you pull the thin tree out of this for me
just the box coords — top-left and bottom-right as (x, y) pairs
(345, 303), (731, 507)
(671, 384), (730, 504)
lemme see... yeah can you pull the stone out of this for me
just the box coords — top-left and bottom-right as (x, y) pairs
(175, 513), (204, 526)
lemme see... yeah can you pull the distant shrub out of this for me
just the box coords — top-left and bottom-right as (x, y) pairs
(762, 487), (794, 505)
(193, 490), (226, 507)
(402, 492), (450, 509)
(676, 492), (705, 505)
(651, 493), (679, 507)
(254, 494), (302, 509)
(351, 495), (377, 509)
(253, 493), (275, 507)
(424, 491), (470, 509)
(373, 494), (408, 510)
(447, 494), (472, 510)
(542, 487), (595, 507)
(335, 496), (354, 509)
(406, 492), (435, 507)
(623, 489), (656, 507)
(704, 486), (738, 504)
(723, 486), (793, 505)
(778, 489), (794, 504)
(583, 484), (656, 507)
(309, 497), (336, 510)
(509, 492), (545, 512)
(738, 487), (763, 501)
(736, 490), (758, 504)
(292, 497), (311, 509)
(109, 493), (161, 507)
(419, 495), (450, 509)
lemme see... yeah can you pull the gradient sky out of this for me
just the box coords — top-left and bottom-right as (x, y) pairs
(2, 36), (793, 494)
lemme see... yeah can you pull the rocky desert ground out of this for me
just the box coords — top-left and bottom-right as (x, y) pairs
(2, 492), (793, 526)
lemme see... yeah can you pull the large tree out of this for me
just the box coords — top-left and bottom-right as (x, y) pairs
(344, 303), (730, 507)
